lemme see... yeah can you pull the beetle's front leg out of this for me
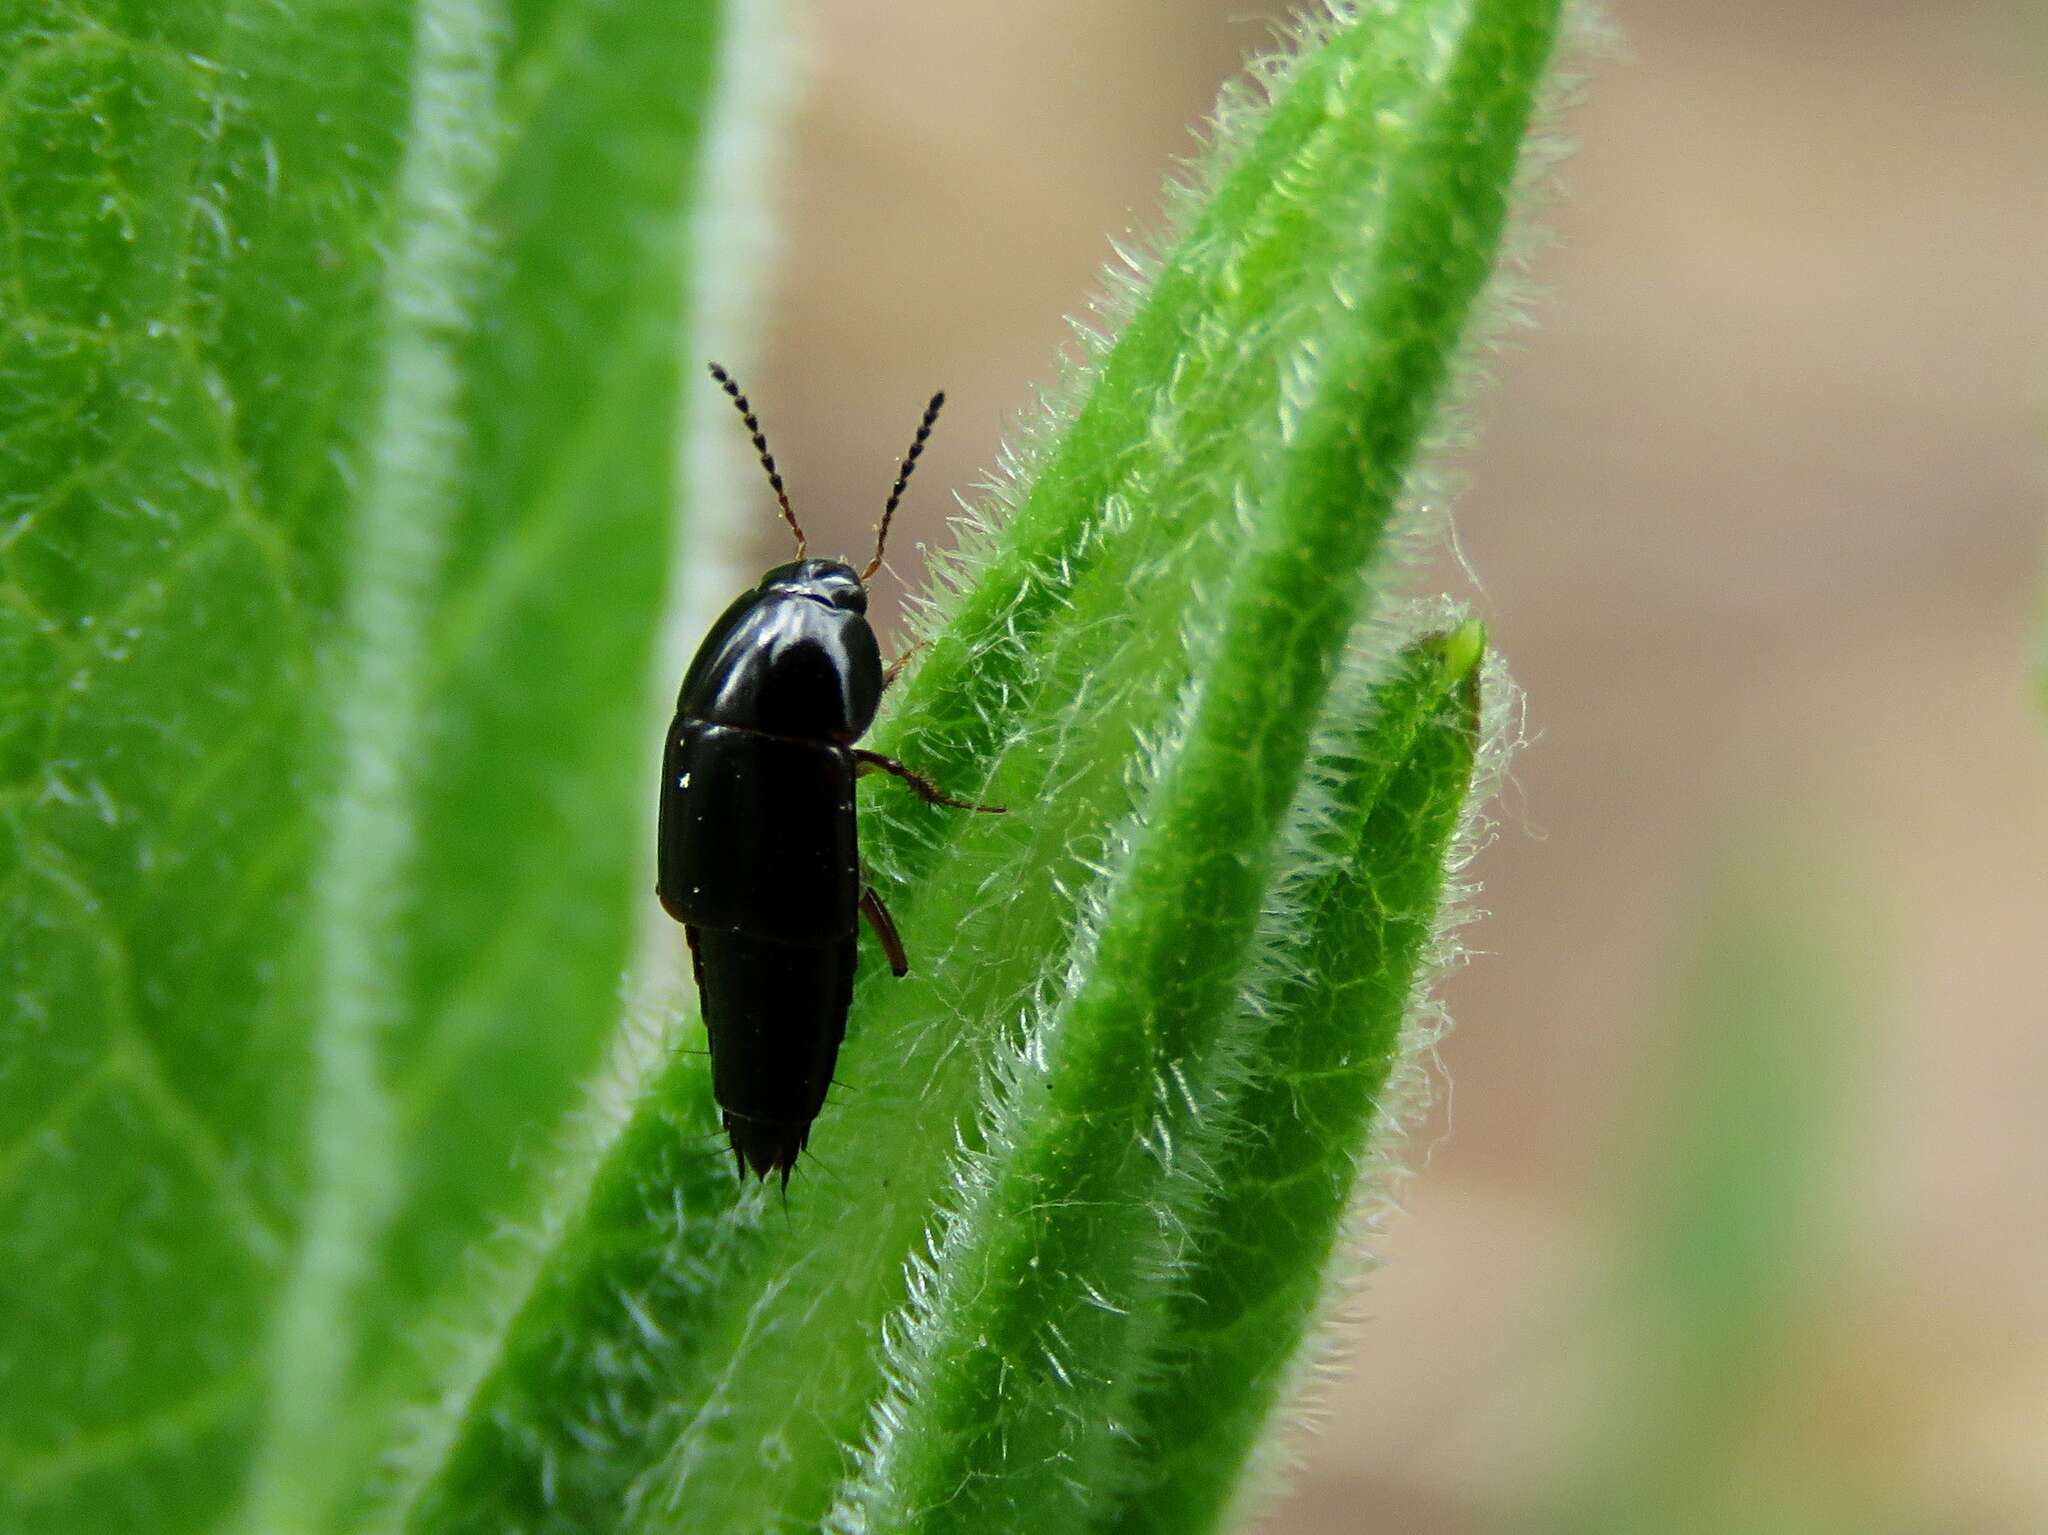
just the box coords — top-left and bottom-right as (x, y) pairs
(880, 640), (925, 693)
(853, 749), (1005, 814)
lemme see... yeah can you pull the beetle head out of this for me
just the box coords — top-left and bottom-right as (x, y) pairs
(758, 558), (868, 613)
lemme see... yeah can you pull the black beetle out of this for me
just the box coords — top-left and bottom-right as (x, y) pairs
(657, 363), (1000, 1187)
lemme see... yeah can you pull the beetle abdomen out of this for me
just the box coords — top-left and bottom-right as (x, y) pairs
(660, 716), (863, 1183)
(687, 925), (856, 1182)
(657, 719), (858, 942)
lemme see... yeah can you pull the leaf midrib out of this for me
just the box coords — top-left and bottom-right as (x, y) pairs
(235, 1), (505, 1527)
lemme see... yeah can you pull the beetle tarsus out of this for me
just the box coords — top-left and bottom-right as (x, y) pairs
(853, 749), (1004, 814)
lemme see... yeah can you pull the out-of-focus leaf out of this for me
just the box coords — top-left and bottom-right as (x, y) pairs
(0, 2), (728, 1529)
(1540, 874), (1867, 1535)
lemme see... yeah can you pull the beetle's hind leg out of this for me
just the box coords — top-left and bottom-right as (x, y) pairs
(859, 886), (910, 977)
(854, 749), (1004, 814)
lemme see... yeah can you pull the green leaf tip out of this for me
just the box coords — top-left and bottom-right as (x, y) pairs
(1440, 615), (1488, 687)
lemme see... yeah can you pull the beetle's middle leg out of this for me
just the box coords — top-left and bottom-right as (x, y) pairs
(858, 886), (910, 977)
(854, 749), (1005, 814)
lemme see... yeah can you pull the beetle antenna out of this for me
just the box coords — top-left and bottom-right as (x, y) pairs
(708, 361), (806, 557)
(862, 389), (945, 582)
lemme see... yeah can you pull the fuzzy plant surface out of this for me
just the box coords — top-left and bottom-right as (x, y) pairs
(0, 2), (1569, 1532)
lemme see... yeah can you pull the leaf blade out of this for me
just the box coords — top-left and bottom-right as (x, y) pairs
(242, 1), (504, 1525)
(1, 1), (732, 1527)
(833, 0), (1566, 1515)
(3, 4), (417, 1525)
(1109, 622), (1490, 1535)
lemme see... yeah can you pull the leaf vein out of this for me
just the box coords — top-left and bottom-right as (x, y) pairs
(0, 1371), (256, 1497)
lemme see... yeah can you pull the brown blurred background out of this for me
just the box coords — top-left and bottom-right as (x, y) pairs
(735, 3), (2048, 1529)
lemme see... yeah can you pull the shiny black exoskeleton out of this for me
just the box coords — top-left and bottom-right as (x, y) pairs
(657, 364), (998, 1186)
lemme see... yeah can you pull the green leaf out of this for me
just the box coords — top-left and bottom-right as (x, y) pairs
(1, 1), (729, 1529)
(1543, 873), (1868, 1535)
(1104, 620), (1490, 1535)
(843, 621), (1496, 1535)
(377, 4), (1562, 1531)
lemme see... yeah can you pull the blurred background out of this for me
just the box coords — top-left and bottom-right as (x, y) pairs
(733, 2), (2048, 1530)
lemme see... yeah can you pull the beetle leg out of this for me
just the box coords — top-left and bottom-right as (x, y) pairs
(859, 886), (910, 977)
(853, 749), (1005, 814)
(880, 640), (926, 692)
